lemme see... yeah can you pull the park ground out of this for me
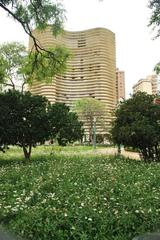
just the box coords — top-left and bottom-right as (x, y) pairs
(0, 145), (159, 240)
(62, 146), (140, 160)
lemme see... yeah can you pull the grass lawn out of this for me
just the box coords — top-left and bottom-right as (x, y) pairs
(0, 146), (160, 240)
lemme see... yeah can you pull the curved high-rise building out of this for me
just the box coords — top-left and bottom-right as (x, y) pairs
(29, 27), (116, 135)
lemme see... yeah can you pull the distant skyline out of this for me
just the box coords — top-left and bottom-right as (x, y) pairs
(0, 0), (159, 97)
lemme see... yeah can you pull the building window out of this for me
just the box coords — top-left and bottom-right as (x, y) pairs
(78, 39), (86, 47)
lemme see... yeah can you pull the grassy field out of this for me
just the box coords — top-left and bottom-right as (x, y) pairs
(0, 146), (160, 240)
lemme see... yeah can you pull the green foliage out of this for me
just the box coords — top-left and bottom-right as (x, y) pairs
(149, 0), (160, 38)
(0, 42), (70, 89)
(111, 92), (160, 162)
(154, 62), (160, 74)
(74, 98), (105, 117)
(0, 91), (84, 157)
(0, 90), (50, 159)
(74, 98), (105, 142)
(0, 2), (70, 85)
(0, 0), (65, 36)
(0, 56), (8, 84)
(0, 90), (22, 149)
(0, 147), (160, 240)
(0, 42), (26, 89)
(148, 0), (160, 74)
(48, 103), (84, 146)
(15, 91), (50, 158)
(23, 46), (70, 85)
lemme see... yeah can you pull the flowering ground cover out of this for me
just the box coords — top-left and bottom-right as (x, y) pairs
(0, 146), (160, 240)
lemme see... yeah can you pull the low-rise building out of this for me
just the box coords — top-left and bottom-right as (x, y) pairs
(133, 75), (158, 95)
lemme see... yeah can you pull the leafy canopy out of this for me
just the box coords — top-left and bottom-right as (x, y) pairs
(74, 98), (105, 142)
(148, 0), (160, 73)
(0, 0), (65, 47)
(48, 103), (84, 146)
(0, 1), (70, 82)
(23, 45), (70, 85)
(149, 0), (160, 38)
(111, 92), (160, 162)
(0, 91), (84, 157)
(0, 42), (26, 89)
(0, 90), (50, 159)
(74, 98), (105, 122)
(0, 41), (70, 90)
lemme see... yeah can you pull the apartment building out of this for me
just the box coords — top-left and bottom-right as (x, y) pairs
(133, 75), (158, 95)
(116, 68), (125, 102)
(29, 27), (116, 135)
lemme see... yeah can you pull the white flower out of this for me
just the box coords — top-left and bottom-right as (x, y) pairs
(148, 208), (152, 213)
(25, 196), (31, 202)
(114, 210), (118, 215)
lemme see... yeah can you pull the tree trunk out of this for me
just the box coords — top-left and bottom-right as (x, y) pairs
(117, 144), (121, 155)
(22, 145), (32, 160)
(141, 147), (155, 162)
(148, 147), (154, 161)
(89, 118), (93, 143)
(155, 145), (160, 162)
(21, 80), (26, 93)
(141, 148), (148, 161)
(89, 126), (92, 143)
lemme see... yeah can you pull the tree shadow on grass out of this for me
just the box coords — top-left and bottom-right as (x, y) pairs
(0, 152), (54, 168)
(0, 156), (24, 167)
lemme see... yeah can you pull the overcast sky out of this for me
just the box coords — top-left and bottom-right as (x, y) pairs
(0, 0), (159, 97)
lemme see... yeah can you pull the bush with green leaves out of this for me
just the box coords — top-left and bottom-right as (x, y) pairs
(0, 92), (84, 158)
(111, 92), (160, 162)
(0, 90), (50, 159)
(48, 103), (84, 146)
(74, 98), (105, 142)
(0, 1), (70, 82)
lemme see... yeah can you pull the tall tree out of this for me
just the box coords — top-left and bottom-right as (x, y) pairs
(48, 103), (84, 146)
(0, 42), (69, 91)
(0, 1), (70, 81)
(0, 90), (50, 159)
(74, 98), (105, 142)
(0, 42), (26, 90)
(149, 0), (160, 38)
(16, 91), (50, 159)
(111, 92), (160, 162)
(148, 0), (160, 73)
(0, 0), (65, 52)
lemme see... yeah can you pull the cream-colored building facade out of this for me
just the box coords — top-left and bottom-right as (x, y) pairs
(146, 75), (158, 95)
(116, 68), (125, 102)
(133, 75), (158, 95)
(29, 27), (116, 135)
